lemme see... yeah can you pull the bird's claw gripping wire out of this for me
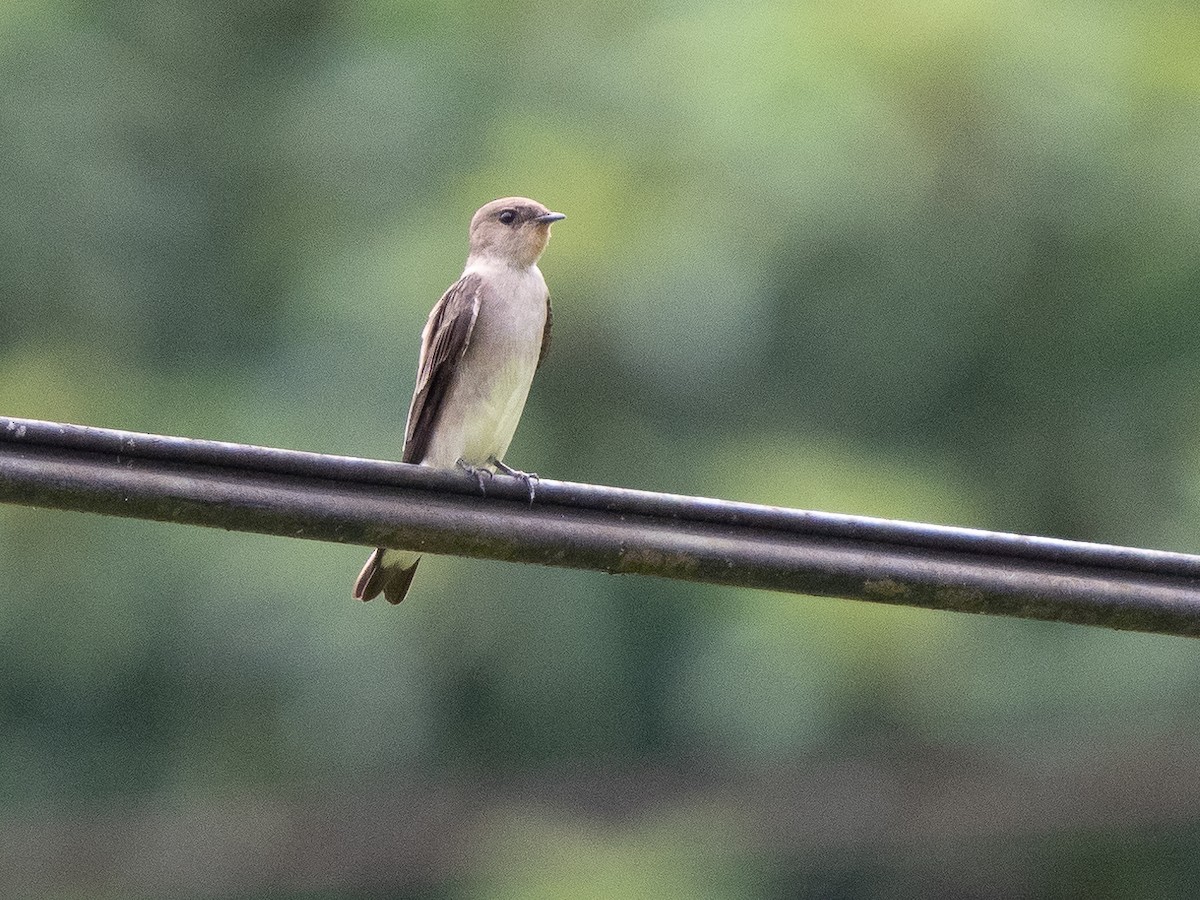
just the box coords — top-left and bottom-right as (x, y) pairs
(456, 458), (494, 496)
(490, 456), (539, 505)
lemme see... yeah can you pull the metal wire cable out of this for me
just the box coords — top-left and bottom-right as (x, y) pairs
(2, 415), (1199, 636)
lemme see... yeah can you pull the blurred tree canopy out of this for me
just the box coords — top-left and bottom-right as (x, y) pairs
(2, 1), (1200, 896)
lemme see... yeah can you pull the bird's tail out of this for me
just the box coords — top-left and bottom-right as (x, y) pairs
(353, 548), (421, 604)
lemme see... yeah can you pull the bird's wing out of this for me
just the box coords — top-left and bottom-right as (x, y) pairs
(402, 272), (484, 464)
(536, 293), (552, 370)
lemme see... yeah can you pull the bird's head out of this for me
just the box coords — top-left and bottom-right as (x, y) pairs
(467, 197), (565, 268)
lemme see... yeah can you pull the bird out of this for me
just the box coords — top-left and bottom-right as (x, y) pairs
(352, 197), (565, 604)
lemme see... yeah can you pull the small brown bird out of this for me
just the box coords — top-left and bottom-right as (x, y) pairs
(353, 197), (565, 604)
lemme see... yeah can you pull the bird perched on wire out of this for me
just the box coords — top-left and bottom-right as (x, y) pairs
(353, 197), (566, 604)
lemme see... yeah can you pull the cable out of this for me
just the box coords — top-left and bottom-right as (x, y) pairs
(2, 415), (1198, 636)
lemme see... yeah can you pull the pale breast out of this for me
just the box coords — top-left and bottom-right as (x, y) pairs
(422, 262), (548, 467)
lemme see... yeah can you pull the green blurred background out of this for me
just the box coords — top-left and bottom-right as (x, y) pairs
(2, 1), (1200, 897)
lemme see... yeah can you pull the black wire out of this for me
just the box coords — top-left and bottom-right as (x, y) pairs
(3, 415), (1199, 636)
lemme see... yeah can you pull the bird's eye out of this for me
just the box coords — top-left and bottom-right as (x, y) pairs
(498, 209), (518, 226)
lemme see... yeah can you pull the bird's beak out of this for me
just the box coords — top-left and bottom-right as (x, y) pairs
(535, 212), (566, 224)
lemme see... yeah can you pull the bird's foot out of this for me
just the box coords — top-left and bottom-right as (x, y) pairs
(489, 456), (539, 505)
(456, 458), (493, 496)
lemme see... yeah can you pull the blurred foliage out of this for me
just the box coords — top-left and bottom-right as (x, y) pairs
(466, 807), (750, 900)
(2, 0), (1200, 896)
